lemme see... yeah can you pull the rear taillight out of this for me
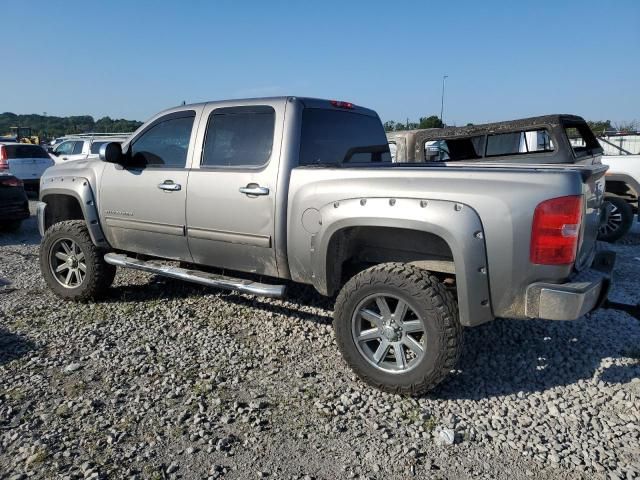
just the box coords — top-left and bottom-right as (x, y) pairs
(530, 195), (583, 265)
(330, 100), (354, 109)
(0, 146), (7, 170)
(0, 176), (23, 187)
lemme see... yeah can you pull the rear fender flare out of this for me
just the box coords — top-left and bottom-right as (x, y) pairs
(312, 197), (493, 327)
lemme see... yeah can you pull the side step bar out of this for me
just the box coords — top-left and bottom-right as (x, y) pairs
(104, 253), (286, 298)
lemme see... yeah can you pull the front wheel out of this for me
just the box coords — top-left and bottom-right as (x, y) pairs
(333, 263), (462, 395)
(598, 196), (634, 243)
(39, 220), (116, 301)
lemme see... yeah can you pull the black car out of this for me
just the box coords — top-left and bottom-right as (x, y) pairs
(0, 173), (30, 232)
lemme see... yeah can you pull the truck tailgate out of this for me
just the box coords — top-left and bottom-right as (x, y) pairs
(575, 164), (608, 271)
(9, 157), (54, 181)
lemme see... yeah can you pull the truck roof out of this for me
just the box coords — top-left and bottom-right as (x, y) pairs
(157, 96), (380, 118)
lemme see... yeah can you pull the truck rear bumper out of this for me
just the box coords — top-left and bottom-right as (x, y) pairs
(525, 251), (615, 321)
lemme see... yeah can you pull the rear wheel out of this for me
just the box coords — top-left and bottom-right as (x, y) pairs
(598, 196), (633, 243)
(39, 220), (116, 300)
(334, 263), (462, 395)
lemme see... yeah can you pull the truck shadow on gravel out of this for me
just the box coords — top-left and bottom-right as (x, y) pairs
(103, 276), (640, 398)
(0, 217), (40, 247)
(106, 278), (335, 325)
(0, 326), (36, 365)
(435, 314), (640, 400)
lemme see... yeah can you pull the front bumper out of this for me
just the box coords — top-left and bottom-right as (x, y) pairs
(525, 251), (615, 321)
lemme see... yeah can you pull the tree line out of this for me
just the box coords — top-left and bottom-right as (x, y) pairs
(0, 112), (143, 139)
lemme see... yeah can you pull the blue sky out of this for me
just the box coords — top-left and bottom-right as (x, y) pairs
(2, 0), (639, 125)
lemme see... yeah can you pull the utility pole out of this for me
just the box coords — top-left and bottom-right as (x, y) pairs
(440, 75), (448, 126)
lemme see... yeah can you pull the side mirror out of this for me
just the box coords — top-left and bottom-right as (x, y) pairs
(99, 142), (124, 164)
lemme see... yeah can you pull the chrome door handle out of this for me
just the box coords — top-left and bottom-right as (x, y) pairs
(239, 185), (269, 196)
(158, 180), (181, 191)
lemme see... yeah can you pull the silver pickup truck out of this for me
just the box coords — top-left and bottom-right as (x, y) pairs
(36, 97), (614, 394)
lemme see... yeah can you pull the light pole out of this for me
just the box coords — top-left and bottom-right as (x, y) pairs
(440, 75), (448, 126)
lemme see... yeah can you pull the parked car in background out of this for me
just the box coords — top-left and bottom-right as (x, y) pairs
(386, 115), (600, 165)
(37, 97), (615, 394)
(0, 173), (30, 232)
(599, 154), (640, 241)
(50, 134), (129, 164)
(0, 142), (54, 192)
(386, 115), (637, 242)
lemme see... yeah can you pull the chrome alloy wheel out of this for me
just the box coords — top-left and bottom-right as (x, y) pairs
(49, 238), (87, 288)
(599, 201), (623, 237)
(351, 294), (426, 373)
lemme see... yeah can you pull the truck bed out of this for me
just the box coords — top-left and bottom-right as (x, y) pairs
(286, 162), (607, 323)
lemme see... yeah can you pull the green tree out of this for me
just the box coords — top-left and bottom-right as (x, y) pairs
(418, 115), (444, 129)
(0, 112), (142, 140)
(586, 120), (612, 135)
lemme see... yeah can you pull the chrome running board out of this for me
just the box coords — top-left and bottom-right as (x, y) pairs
(104, 253), (286, 298)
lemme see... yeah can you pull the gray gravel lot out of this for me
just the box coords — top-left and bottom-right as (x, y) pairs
(1, 202), (639, 479)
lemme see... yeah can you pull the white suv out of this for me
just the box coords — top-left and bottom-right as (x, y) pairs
(0, 142), (54, 192)
(50, 135), (129, 164)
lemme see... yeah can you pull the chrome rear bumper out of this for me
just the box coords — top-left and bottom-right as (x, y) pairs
(525, 251), (614, 321)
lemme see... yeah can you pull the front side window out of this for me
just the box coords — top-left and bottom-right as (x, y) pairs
(300, 109), (391, 165)
(424, 140), (451, 161)
(388, 142), (397, 161)
(130, 112), (195, 168)
(55, 141), (75, 155)
(202, 106), (275, 168)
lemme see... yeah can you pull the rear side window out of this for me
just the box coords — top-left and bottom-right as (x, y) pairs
(72, 141), (84, 155)
(4, 144), (50, 159)
(485, 129), (553, 157)
(201, 106), (275, 168)
(130, 112), (195, 168)
(565, 123), (601, 158)
(300, 109), (391, 165)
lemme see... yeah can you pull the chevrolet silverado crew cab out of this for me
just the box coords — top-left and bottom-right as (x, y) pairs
(36, 97), (614, 394)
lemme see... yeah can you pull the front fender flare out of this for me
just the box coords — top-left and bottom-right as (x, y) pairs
(40, 176), (110, 248)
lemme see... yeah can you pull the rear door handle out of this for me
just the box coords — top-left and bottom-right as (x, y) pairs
(239, 184), (269, 196)
(158, 180), (181, 191)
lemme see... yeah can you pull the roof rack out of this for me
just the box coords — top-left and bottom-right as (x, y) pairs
(64, 132), (132, 138)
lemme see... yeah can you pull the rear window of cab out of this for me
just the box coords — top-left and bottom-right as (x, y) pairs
(3, 144), (50, 159)
(299, 109), (391, 165)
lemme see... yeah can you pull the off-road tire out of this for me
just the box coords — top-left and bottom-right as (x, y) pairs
(39, 220), (116, 301)
(598, 196), (634, 243)
(0, 220), (22, 232)
(334, 263), (462, 395)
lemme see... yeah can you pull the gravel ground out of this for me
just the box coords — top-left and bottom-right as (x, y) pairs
(1, 202), (639, 479)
